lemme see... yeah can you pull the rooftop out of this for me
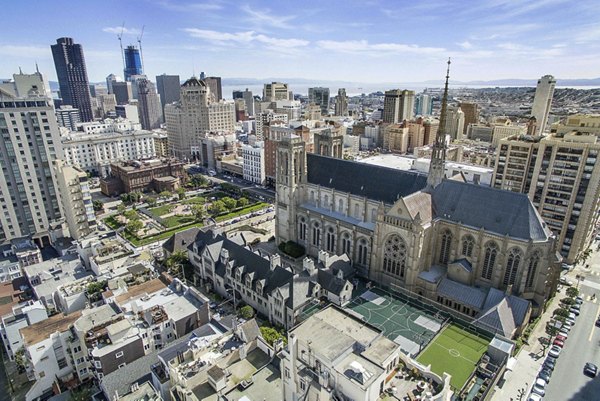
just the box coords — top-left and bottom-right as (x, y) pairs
(115, 279), (167, 304)
(20, 310), (82, 346)
(23, 255), (93, 299)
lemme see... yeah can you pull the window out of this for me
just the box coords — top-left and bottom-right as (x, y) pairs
(326, 227), (335, 252)
(312, 222), (321, 247)
(354, 204), (360, 219)
(461, 235), (475, 257)
(525, 252), (540, 288)
(300, 378), (307, 391)
(439, 230), (452, 264)
(298, 217), (307, 241)
(383, 235), (407, 277)
(503, 248), (522, 286)
(79, 368), (87, 376)
(285, 367), (291, 379)
(341, 232), (351, 255)
(323, 194), (329, 208)
(115, 351), (123, 358)
(118, 363), (126, 369)
(481, 242), (498, 280)
(357, 238), (369, 266)
(167, 333), (172, 339)
(338, 199), (344, 213)
(94, 361), (102, 369)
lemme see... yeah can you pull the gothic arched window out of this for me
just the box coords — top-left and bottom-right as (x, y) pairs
(525, 251), (541, 289)
(439, 230), (452, 264)
(311, 222), (321, 247)
(481, 242), (498, 280)
(338, 199), (344, 213)
(461, 235), (475, 257)
(383, 235), (407, 278)
(503, 248), (522, 286)
(357, 238), (368, 266)
(298, 217), (307, 241)
(341, 232), (351, 255)
(326, 227), (336, 252)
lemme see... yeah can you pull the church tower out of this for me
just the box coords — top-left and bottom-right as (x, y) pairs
(426, 59), (451, 190)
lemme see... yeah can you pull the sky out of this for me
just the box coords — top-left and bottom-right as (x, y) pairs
(1, 0), (599, 85)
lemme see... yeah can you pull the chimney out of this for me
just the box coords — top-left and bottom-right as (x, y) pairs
(303, 257), (316, 275)
(270, 254), (281, 271)
(318, 250), (329, 267)
(219, 249), (229, 265)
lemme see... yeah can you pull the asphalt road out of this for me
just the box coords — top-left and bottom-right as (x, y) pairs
(543, 240), (600, 401)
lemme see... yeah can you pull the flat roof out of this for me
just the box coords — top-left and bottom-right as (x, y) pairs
(115, 279), (167, 304)
(20, 310), (82, 346)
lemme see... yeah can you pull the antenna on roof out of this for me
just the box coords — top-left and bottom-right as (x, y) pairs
(117, 22), (126, 73)
(137, 25), (145, 74)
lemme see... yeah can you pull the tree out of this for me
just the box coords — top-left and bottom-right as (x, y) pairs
(120, 193), (130, 204)
(554, 308), (570, 318)
(545, 325), (559, 337)
(237, 197), (249, 208)
(165, 250), (189, 274)
(259, 326), (287, 346)
(14, 347), (27, 371)
(124, 210), (138, 220)
(125, 219), (143, 236)
(69, 386), (92, 401)
(192, 204), (205, 222)
(159, 190), (172, 199)
(146, 196), (157, 207)
(239, 305), (255, 319)
(93, 200), (104, 212)
(177, 187), (186, 200)
(190, 174), (208, 188)
(117, 203), (126, 214)
(566, 287), (579, 298)
(561, 297), (575, 306)
(210, 200), (227, 216)
(222, 196), (237, 211)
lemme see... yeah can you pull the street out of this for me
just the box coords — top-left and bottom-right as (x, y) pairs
(543, 240), (600, 400)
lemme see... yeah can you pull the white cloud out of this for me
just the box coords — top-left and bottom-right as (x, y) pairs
(155, 0), (223, 12)
(102, 26), (141, 35)
(316, 40), (445, 55)
(241, 5), (296, 30)
(0, 45), (51, 59)
(457, 41), (473, 49)
(183, 29), (309, 50)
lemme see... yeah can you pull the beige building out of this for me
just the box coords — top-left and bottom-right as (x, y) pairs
(493, 131), (600, 263)
(263, 82), (290, 102)
(55, 161), (96, 240)
(459, 102), (479, 136)
(383, 89), (415, 123)
(382, 123), (409, 153)
(552, 114), (600, 137)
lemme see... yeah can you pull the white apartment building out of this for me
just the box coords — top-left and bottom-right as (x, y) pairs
(531, 75), (556, 135)
(276, 100), (301, 121)
(78, 118), (141, 134)
(242, 141), (266, 185)
(0, 300), (47, 361)
(55, 105), (81, 131)
(61, 129), (157, 176)
(115, 104), (140, 124)
(55, 161), (96, 239)
(0, 73), (64, 243)
(255, 110), (288, 141)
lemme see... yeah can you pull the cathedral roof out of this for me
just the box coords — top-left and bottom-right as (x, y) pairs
(306, 153), (427, 204)
(431, 180), (551, 241)
(181, 77), (206, 87)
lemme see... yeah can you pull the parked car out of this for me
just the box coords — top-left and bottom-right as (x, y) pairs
(595, 318), (600, 328)
(559, 277), (574, 286)
(575, 295), (583, 304)
(570, 307), (580, 316)
(584, 363), (598, 377)
(556, 334), (567, 342)
(553, 339), (564, 348)
(540, 367), (553, 379)
(544, 357), (556, 371)
(566, 317), (576, 326)
(562, 322), (573, 332)
(532, 378), (547, 396)
(538, 369), (551, 383)
(559, 328), (569, 337)
(527, 394), (543, 401)
(548, 345), (562, 358)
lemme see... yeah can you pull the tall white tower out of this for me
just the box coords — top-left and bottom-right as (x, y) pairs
(531, 75), (556, 135)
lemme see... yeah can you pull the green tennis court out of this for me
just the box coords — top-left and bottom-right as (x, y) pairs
(417, 324), (489, 390)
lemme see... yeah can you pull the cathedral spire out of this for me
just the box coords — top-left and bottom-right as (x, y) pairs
(426, 58), (451, 190)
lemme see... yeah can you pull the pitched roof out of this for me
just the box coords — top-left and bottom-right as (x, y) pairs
(317, 269), (347, 296)
(162, 227), (201, 255)
(431, 180), (551, 241)
(403, 191), (433, 222)
(306, 153), (427, 204)
(437, 278), (487, 309)
(20, 310), (82, 346)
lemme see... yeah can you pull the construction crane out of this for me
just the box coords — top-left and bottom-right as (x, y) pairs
(137, 25), (145, 74)
(117, 22), (125, 72)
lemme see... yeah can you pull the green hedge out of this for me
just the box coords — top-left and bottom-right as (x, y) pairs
(214, 203), (269, 222)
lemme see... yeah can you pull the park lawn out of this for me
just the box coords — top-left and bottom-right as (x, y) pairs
(121, 221), (205, 246)
(182, 197), (207, 205)
(162, 215), (196, 228)
(215, 203), (269, 222)
(104, 215), (124, 230)
(416, 325), (489, 390)
(149, 204), (174, 217)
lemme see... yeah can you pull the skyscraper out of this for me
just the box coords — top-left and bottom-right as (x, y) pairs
(531, 75), (556, 135)
(106, 73), (121, 94)
(137, 79), (163, 130)
(415, 93), (433, 116)
(124, 45), (143, 81)
(243, 88), (255, 117)
(308, 87), (330, 115)
(334, 88), (348, 117)
(156, 74), (181, 111)
(263, 82), (289, 102)
(383, 89), (415, 123)
(459, 102), (479, 136)
(50, 37), (94, 122)
(112, 81), (133, 104)
(0, 71), (63, 243)
(203, 76), (222, 101)
(445, 107), (465, 140)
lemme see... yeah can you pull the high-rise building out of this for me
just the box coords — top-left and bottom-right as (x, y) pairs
(112, 81), (133, 104)
(242, 141), (266, 184)
(531, 75), (556, 135)
(308, 87), (330, 115)
(115, 103), (140, 124)
(54, 161), (95, 240)
(50, 37), (94, 122)
(493, 132), (600, 263)
(97, 94), (117, 118)
(334, 88), (348, 117)
(123, 45), (143, 81)
(156, 74), (181, 111)
(415, 93), (433, 116)
(0, 73), (63, 243)
(165, 77), (235, 160)
(263, 82), (289, 102)
(383, 89), (415, 123)
(137, 79), (163, 130)
(459, 102), (479, 136)
(105, 73), (121, 94)
(56, 105), (81, 131)
(445, 107), (465, 140)
(203, 76), (222, 101)
(232, 90), (244, 99)
(243, 89), (255, 117)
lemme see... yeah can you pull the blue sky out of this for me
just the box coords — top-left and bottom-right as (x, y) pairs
(1, 0), (599, 84)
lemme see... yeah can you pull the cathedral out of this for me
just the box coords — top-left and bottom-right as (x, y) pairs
(275, 61), (560, 335)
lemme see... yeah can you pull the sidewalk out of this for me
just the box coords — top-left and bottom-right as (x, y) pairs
(490, 294), (562, 400)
